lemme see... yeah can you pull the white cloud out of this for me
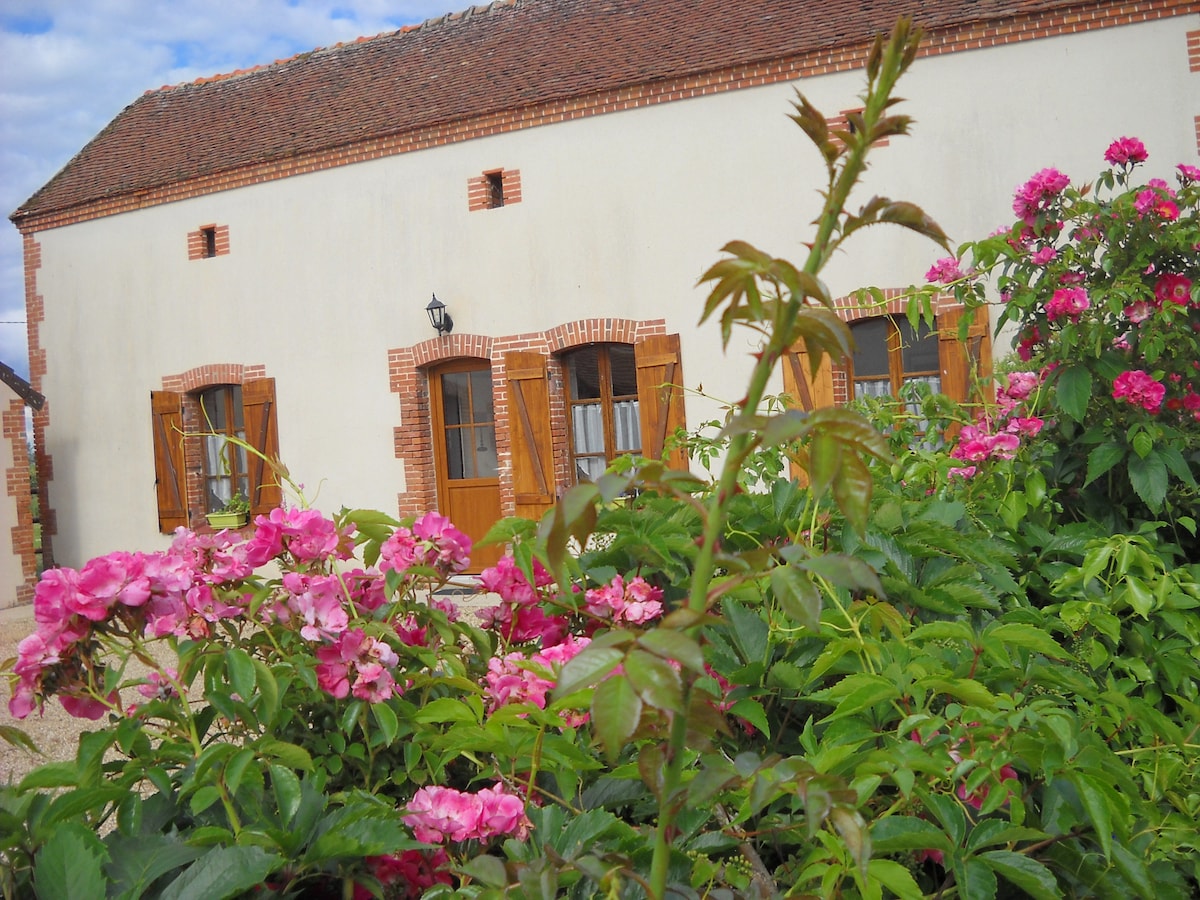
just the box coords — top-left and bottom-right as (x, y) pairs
(0, 0), (453, 378)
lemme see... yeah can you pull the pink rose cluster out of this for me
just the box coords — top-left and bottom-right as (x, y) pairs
(1104, 136), (1148, 168)
(584, 574), (665, 625)
(1112, 369), (1167, 415)
(1044, 286), (1090, 323)
(379, 512), (472, 578)
(314, 627), (402, 702)
(1134, 178), (1180, 222)
(243, 506), (354, 567)
(948, 371), (1045, 480)
(1012, 167), (1070, 226)
(403, 783), (531, 845)
(476, 556), (567, 644)
(924, 257), (966, 285)
(483, 634), (590, 716)
(353, 850), (453, 900)
(8, 530), (256, 719)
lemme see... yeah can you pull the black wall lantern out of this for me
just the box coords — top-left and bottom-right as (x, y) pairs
(425, 294), (454, 335)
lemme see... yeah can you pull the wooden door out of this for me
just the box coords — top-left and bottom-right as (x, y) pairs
(430, 360), (503, 572)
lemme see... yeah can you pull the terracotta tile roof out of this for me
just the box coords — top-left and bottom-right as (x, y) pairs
(12, 0), (1090, 222)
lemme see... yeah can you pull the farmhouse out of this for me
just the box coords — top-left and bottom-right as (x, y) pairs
(9, 0), (1197, 571)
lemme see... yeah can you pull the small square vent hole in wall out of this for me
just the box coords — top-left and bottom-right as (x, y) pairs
(486, 171), (504, 209)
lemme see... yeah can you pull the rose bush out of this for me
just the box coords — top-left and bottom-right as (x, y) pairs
(4, 20), (1198, 900)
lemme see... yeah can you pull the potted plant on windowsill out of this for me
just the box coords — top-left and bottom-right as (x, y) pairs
(205, 492), (250, 529)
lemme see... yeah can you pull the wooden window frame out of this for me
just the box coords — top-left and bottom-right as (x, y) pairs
(849, 315), (940, 400)
(151, 376), (281, 533)
(197, 385), (249, 514)
(563, 343), (640, 483)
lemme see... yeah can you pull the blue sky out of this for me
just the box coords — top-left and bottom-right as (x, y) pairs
(0, 0), (456, 380)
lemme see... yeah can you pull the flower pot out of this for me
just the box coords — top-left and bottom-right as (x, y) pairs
(205, 511), (248, 529)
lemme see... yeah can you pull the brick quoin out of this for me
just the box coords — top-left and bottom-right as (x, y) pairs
(4, 396), (39, 606)
(23, 234), (53, 571)
(1187, 29), (1200, 71)
(12, 1), (1188, 236)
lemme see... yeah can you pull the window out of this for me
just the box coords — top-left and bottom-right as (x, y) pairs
(436, 367), (498, 479)
(468, 169), (521, 211)
(198, 386), (249, 512)
(151, 377), (281, 532)
(564, 344), (642, 483)
(850, 316), (941, 402)
(202, 226), (217, 258)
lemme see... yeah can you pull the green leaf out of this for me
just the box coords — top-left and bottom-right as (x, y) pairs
(251, 659), (280, 727)
(979, 851), (1061, 898)
(1055, 365), (1092, 422)
(1083, 442), (1124, 487)
(1069, 772), (1113, 861)
(728, 698), (771, 737)
(817, 675), (899, 722)
(104, 833), (204, 900)
(953, 858), (998, 900)
(870, 816), (952, 853)
(256, 739), (314, 772)
(867, 858), (924, 900)
(623, 649), (683, 712)
(1127, 452), (1168, 511)
(591, 675), (642, 762)
(19, 761), (80, 791)
(225, 648), (256, 703)
(372, 702), (400, 746)
(983, 622), (1067, 659)
(411, 697), (481, 725)
(223, 748), (256, 797)
(34, 822), (108, 900)
(269, 765), (303, 828)
(160, 846), (282, 900)
(722, 598), (769, 666)
(555, 646), (624, 698)
(770, 564), (822, 632)
(459, 854), (509, 887)
(636, 629), (706, 673)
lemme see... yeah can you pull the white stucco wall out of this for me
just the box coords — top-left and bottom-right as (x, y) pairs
(30, 15), (1199, 564)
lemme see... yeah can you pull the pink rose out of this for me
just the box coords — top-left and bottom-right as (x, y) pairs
(1154, 274), (1192, 307)
(1112, 370), (1166, 414)
(1103, 136), (1147, 167)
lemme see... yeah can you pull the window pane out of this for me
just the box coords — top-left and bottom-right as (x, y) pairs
(851, 318), (890, 377)
(854, 378), (892, 399)
(444, 427), (468, 479)
(231, 385), (244, 430)
(469, 369), (494, 423)
(572, 404), (605, 454)
(613, 399), (641, 452)
(609, 345), (637, 397)
(441, 372), (470, 425)
(568, 348), (601, 400)
(203, 388), (228, 430)
(575, 456), (607, 483)
(898, 319), (939, 373)
(473, 426), (498, 477)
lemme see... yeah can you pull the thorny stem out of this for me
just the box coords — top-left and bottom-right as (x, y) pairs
(648, 20), (922, 899)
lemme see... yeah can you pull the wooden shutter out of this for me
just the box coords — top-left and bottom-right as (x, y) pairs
(780, 344), (836, 483)
(937, 307), (993, 404)
(634, 333), (688, 470)
(505, 351), (555, 520)
(241, 378), (282, 515)
(151, 391), (188, 533)
(782, 345), (836, 411)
